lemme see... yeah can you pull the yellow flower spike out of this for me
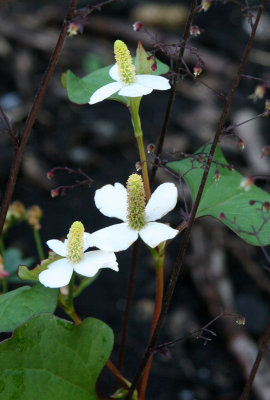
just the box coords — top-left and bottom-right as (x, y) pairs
(66, 221), (84, 264)
(114, 40), (136, 85)
(126, 174), (146, 230)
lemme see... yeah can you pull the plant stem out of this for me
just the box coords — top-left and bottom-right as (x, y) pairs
(67, 272), (75, 310)
(129, 97), (151, 201)
(0, 235), (8, 293)
(239, 319), (270, 400)
(0, 0), (78, 237)
(138, 249), (164, 400)
(32, 228), (45, 261)
(126, 1), (267, 397)
(117, 240), (139, 372)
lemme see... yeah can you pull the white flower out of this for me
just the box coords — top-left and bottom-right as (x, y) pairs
(89, 40), (170, 105)
(89, 180), (179, 252)
(39, 221), (118, 288)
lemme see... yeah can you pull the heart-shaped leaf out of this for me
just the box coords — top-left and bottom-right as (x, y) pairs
(167, 145), (270, 246)
(0, 284), (58, 332)
(0, 314), (113, 400)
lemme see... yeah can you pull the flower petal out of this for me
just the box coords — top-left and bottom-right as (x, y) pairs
(74, 250), (119, 277)
(139, 222), (178, 248)
(118, 83), (153, 97)
(89, 223), (138, 252)
(46, 239), (67, 257)
(38, 259), (73, 288)
(89, 81), (123, 104)
(83, 232), (92, 252)
(94, 183), (128, 221)
(109, 64), (121, 81)
(136, 74), (171, 90)
(145, 183), (178, 222)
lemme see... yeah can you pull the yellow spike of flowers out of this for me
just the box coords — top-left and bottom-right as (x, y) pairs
(66, 221), (84, 263)
(126, 174), (146, 230)
(114, 40), (136, 85)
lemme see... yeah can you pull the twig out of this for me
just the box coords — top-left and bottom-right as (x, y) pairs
(149, 0), (198, 185)
(0, 0), (79, 235)
(239, 320), (270, 400)
(126, 1), (267, 397)
(116, 240), (139, 373)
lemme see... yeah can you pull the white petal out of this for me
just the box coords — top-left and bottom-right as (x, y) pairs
(89, 223), (138, 252)
(89, 81), (123, 104)
(94, 183), (128, 221)
(46, 239), (67, 257)
(139, 222), (178, 248)
(74, 250), (119, 277)
(136, 74), (171, 90)
(38, 259), (73, 288)
(109, 64), (121, 81)
(83, 232), (92, 252)
(145, 183), (178, 222)
(118, 83), (153, 97)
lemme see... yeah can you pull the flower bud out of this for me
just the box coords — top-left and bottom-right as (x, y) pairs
(198, 0), (212, 12)
(51, 188), (59, 198)
(237, 138), (245, 151)
(263, 202), (270, 212)
(135, 161), (143, 171)
(26, 205), (43, 231)
(193, 65), (202, 78)
(249, 85), (266, 102)
(47, 170), (54, 179)
(261, 145), (270, 158)
(214, 169), (221, 185)
(147, 143), (156, 153)
(264, 99), (270, 116)
(133, 21), (143, 32)
(240, 177), (254, 191)
(219, 213), (225, 220)
(190, 25), (201, 37)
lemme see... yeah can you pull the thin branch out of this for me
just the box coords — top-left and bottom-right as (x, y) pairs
(149, 0), (198, 185)
(0, 0), (79, 235)
(126, 1), (267, 397)
(239, 319), (270, 400)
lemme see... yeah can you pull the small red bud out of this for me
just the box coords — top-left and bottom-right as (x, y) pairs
(219, 213), (225, 220)
(151, 61), (157, 71)
(264, 99), (270, 116)
(147, 144), (156, 154)
(228, 165), (234, 171)
(249, 200), (255, 206)
(47, 170), (54, 179)
(190, 25), (201, 37)
(263, 202), (270, 212)
(261, 145), (270, 158)
(214, 170), (221, 185)
(135, 161), (143, 171)
(133, 21), (143, 32)
(193, 66), (202, 78)
(50, 189), (59, 198)
(237, 138), (245, 151)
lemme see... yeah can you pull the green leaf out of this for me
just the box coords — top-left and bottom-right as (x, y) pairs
(66, 56), (169, 105)
(0, 284), (58, 332)
(18, 254), (62, 282)
(0, 314), (114, 400)
(167, 145), (270, 246)
(4, 247), (34, 283)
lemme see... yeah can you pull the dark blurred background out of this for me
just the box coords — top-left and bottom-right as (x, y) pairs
(1, 1), (270, 399)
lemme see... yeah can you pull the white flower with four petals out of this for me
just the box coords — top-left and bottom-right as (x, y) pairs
(39, 226), (118, 288)
(89, 182), (179, 252)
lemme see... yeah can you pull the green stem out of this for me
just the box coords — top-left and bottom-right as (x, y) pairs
(58, 289), (82, 326)
(73, 275), (98, 298)
(33, 228), (45, 261)
(129, 97), (151, 201)
(139, 247), (165, 400)
(0, 235), (8, 293)
(67, 272), (75, 310)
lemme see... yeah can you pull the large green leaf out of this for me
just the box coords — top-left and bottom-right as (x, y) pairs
(0, 314), (113, 400)
(0, 284), (58, 332)
(66, 56), (170, 105)
(167, 145), (270, 246)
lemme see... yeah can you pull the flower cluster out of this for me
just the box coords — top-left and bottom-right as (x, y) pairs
(39, 176), (178, 288)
